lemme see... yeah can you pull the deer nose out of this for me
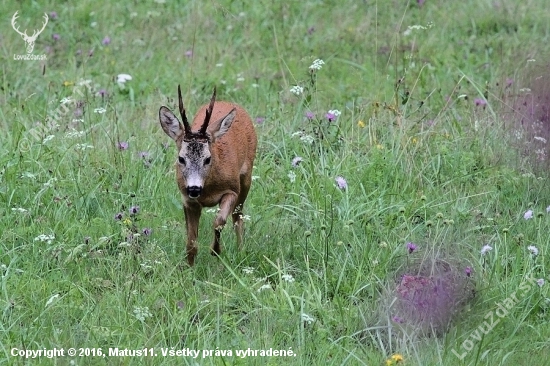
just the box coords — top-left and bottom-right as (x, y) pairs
(187, 186), (202, 198)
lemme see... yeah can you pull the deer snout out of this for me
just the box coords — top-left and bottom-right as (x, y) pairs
(187, 186), (202, 199)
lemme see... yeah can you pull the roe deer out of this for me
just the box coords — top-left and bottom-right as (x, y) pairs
(159, 86), (257, 266)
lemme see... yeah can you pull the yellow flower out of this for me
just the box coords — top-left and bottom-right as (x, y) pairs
(357, 120), (366, 128)
(412, 137), (418, 144)
(391, 354), (404, 362)
(123, 218), (132, 226)
(376, 144), (384, 150)
(386, 360), (393, 366)
(62, 80), (74, 87)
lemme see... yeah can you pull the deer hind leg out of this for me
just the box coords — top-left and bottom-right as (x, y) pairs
(211, 193), (238, 256)
(232, 173), (252, 249)
(184, 204), (201, 266)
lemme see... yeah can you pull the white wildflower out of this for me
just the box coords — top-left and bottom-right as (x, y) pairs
(133, 306), (152, 322)
(328, 109), (341, 116)
(290, 85), (304, 95)
(534, 136), (547, 143)
(282, 274), (295, 282)
(251, 175), (260, 181)
(116, 74), (132, 84)
(74, 144), (94, 150)
(251, 83), (259, 88)
(300, 134), (314, 144)
(11, 207), (28, 213)
(242, 267), (255, 274)
(287, 171), (296, 183)
(301, 313), (315, 324)
(239, 214), (251, 222)
(65, 130), (86, 139)
(60, 97), (73, 105)
(94, 107), (106, 114)
(21, 172), (36, 179)
(42, 135), (55, 143)
(216, 63), (223, 67)
(34, 234), (55, 244)
(309, 59), (325, 71)
(236, 76), (245, 82)
(257, 284), (272, 292)
(43, 178), (57, 187)
(480, 244), (493, 256)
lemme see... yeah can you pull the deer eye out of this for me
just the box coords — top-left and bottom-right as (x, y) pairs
(178, 156), (186, 165)
(204, 157), (211, 165)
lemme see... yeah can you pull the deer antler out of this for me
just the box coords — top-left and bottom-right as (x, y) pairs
(178, 85), (191, 134)
(199, 87), (217, 135)
(11, 11), (28, 38)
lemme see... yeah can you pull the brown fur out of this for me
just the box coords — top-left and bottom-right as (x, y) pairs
(160, 90), (257, 266)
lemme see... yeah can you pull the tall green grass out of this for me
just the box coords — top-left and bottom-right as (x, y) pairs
(1, 1), (550, 365)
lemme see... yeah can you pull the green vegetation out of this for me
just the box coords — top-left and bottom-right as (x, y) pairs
(1, 1), (550, 365)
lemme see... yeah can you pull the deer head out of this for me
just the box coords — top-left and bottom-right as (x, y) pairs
(159, 86), (236, 199)
(12, 11), (49, 54)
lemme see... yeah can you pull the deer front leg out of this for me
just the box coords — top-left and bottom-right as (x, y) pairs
(184, 203), (201, 266)
(211, 193), (238, 256)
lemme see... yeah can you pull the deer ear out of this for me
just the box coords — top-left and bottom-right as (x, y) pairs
(159, 106), (183, 140)
(210, 108), (236, 140)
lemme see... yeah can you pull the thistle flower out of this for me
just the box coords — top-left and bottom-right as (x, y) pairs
(406, 242), (417, 254)
(142, 228), (152, 236)
(305, 111), (315, 120)
(335, 176), (347, 190)
(465, 266), (472, 277)
(527, 245), (539, 256)
(129, 206), (140, 215)
(291, 156), (303, 167)
(114, 212), (123, 221)
(474, 98), (487, 107)
(117, 141), (128, 150)
(102, 36), (111, 46)
(537, 278), (545, 287)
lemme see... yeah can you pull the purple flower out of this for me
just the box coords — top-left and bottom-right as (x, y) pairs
(185, 50), (193, 58)
(305, 111), (315, 120)
(325, 112), (336, 121)
(465, 267), (472, 277)
(117, 141), (128, 150)
(392, 315), (404, 323)
(524, 209), (533, 220)
(291, 156), (303, 167)
(255, 117), (265, 124)
(114, 212), (123, 221)
(406, 242), (417, 254)
(537, 278), (545, 287)
(474, 98), (487, 107)
(138, 151), (150, 159)
(49, 11), (58, 20)
(102, 36), (111, 46)
(417, 0), (425, 6)
(335, 176), (347, 190)
(129, 206), (140, 215)
(97, 89), (108, 97)
(52, 34), (60, 41)
(142, 228), (152, 236)
(74, 108), (83, 117)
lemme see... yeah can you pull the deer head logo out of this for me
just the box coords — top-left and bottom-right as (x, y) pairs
(11, 11), (49, 54)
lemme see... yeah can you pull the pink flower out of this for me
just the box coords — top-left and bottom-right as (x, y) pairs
(474, 98), (487, 107)
(524, 209), (533, 220)
(406, 242), (417, 254)
(335, 176), (347, 190)
(325, 112), (336, 121)
(305, 111), (315, 120)
(52, 34), (60, 41)
(185, 50), (193, 57)
(49, 11), (58, 20)
(117, 141), (128, 150)
(102, 36), (111, 46)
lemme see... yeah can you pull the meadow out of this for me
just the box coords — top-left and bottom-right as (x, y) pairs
(1, 0), (550, 365)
